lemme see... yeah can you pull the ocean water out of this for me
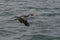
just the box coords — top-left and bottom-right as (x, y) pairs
(0, 0), (60, 40)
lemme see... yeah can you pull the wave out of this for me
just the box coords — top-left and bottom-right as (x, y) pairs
(41, 13), (60, 16)
(0, 29), (18, 36)
(0, 11), (14, 16)
(25, 7), (60, 10)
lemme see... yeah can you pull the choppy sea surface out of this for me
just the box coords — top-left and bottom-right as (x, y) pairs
(0, 0), (60, 40)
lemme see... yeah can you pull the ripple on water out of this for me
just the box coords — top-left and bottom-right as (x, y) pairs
(0, 29), (20, 37)
(13, 34), (58, 40)
(0, 11), (14, 16)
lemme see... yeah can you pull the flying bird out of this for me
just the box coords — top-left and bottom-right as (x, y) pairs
(15, 14), (38, 26)
(15, 16), (29, 26)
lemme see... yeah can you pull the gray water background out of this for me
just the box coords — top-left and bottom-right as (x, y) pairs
(0, 0), (60, 40)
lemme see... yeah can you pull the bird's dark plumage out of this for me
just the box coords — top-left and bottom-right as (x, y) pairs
(15, 14), (36, 26)
(15, 17), (29, 26)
